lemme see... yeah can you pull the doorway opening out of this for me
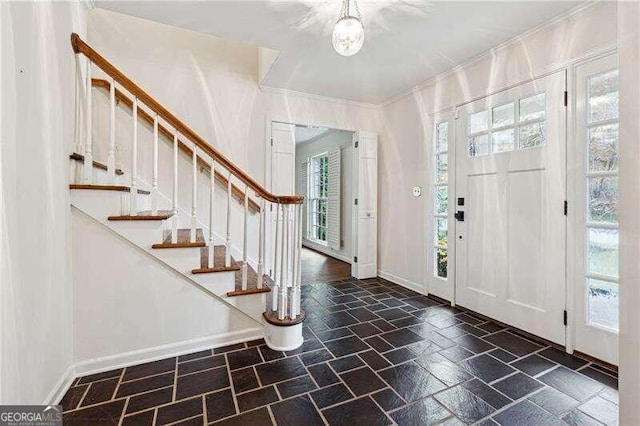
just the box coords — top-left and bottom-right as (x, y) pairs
(294, 125), (355, 283)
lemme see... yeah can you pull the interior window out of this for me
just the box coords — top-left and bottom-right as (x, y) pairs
(308, 154), (329, 243)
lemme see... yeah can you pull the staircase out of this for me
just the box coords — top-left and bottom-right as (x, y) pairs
(69, 33), (305, 351)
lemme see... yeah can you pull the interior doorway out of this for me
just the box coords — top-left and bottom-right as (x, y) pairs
(267, 120), (378, 282)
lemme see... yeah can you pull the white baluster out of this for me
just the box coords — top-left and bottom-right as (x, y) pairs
(208, 158), (215, 268)
(151, 113), (159, 215)
(241, 185), (249, 291)
(290, 203), (300, 318)
(107, 77), (116, 184)
(225, 174), (232, 267)
(191, 143), (197, 243)
(272, 204), (280, 311)
(257, 198), (265, 289)
(171, 130), (179, 244)
(296, 202), (303, 315)
(83, 60), (93, 184)
(129, 98), (138, 215)
(278, 204), (288, 320)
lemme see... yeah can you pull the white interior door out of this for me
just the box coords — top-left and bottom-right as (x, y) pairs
(572, 54), (619, 365)
(352, 131), (377, 279)
(269, 122), (295, 282)
(455, 71), (567, 345)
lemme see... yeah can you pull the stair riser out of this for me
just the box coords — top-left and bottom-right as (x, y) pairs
(71, 189), (151, 218)
(191, 272), (237, 297)
(109, 220), (168, 248)
(69, 159), (125, 186)
(226, 292), (269, 324)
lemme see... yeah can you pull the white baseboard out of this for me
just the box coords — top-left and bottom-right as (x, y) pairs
(377, 270), (427, 296)
(44, 365), (76, 406)
(303, 240), (352, 265)
(56, 328), (263, 403)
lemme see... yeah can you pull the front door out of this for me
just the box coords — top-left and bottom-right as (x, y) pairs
(455, 71), (567, 345)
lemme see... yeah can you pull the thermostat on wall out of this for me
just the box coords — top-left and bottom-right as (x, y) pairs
(412, 186), (421, 197)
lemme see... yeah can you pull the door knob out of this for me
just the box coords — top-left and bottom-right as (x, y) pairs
(454, 211), (465, 222)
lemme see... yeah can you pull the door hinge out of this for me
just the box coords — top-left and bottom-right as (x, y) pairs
(564, 91), (568, 107)
(564, 200), (568, 216)
(270, 138), (273, 146)
(354, 198), (358, 205)
(353, 256), (358, 263)
(563, 310), (568, 326)
(354, 140), (359, 148)
(269, 269), (273, 276)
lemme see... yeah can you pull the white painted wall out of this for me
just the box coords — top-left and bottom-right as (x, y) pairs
(378, 2), (618, 296)
(0, 1), (87, 404)
(71, 208), (260, 372)
(618, 1), (640, 423)
(87, 8), (380, 188)
(295, 130), (354, 263)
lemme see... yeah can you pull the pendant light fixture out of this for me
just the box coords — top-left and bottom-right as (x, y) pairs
(332, 0), (364, 57)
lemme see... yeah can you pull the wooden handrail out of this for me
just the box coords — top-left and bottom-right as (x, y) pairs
(91, 78), (261, 213)
(71, 33), (302, 205)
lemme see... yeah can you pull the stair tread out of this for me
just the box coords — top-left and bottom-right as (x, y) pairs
(70, 184), (151, 195)
(193, 245), (272, 295)
(70, 153), (124, 175)
(152, 229), (205, 248)
(108, 211), (173, 221)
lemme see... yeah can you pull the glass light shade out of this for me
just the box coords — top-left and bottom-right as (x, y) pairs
(332, 16), (364, 57)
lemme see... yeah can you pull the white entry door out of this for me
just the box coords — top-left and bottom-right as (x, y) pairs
(455, 71), (567, 345)
(269, 122), (295, 281)
(352, 131), (378, 279)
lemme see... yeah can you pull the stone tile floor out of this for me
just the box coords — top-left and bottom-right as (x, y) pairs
(61, 277), (619, 425)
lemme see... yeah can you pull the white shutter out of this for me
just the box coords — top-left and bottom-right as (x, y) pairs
(327, 149), (341, 250)
(300, 161), (308, 240)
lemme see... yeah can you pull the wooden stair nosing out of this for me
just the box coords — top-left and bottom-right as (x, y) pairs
(192, 265), (241, 274)
(70, 153), (124, 175)
(152, 241), (206, 249)
(70, 184), (151, 195)
(107, 213), (173, 221)
(226, 287), (271, 297)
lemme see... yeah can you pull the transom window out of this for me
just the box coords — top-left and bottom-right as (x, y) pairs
(308, 154), (328, 243)
(468, 92), (546, 157)
(434, 122), (448, 278)
(584, 69), (619, 331)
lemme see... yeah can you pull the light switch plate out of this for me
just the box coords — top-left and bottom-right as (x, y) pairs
(412, 186), (421, 197)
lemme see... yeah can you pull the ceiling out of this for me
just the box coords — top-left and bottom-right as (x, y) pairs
(295, 125), (331, 143)
(95, 1), (583, 104)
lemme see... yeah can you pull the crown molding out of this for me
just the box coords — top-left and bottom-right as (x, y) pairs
(381, 1), (600, 107)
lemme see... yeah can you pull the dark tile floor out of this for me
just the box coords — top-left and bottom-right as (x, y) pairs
(60, 277), (619, 425)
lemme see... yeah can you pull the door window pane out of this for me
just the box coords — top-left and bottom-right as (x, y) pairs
(435, 217), (448, 245)
(492, 128), (515, 153)
(436, 248), (448, 278)
(434, 186), (448, 215)
(436, 154), (448, 184)
(588, 279), (619, 330)
(588, 124), (618, 172)
(492, 102), (514, 127)
(588, 177), (619, 223)
(436, 122), (449, 152)
(588, 70), (619, 123)
(469, 135), (488, 157)
(469, 110), (488, 134)
(519, 121), (546, 149)
(519, 93), (546, 122)
(588, 228), (619, 278)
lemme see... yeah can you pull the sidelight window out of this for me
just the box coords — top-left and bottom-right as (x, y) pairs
(434, 122), (449, 278)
